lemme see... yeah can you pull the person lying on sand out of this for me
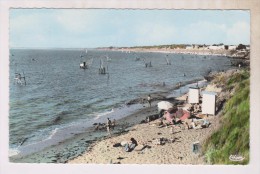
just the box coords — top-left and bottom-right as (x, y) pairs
(186, 119), (210, 129)
(190, 119), (197, 129)
(163, 108), (177, 125)
(201, 119), (210, 128)
(163, 111), (173, 124)
(149, 118), (165, 127)
(124, 138), (138, 152)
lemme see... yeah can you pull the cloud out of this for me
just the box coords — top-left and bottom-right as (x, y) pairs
(10, 13), (45, 47)
(10, 10), (65, 47)
(226, 22), (250, 45)
(9, 9), (250, 48)
(179, 21), (249, 45)
(134, 23), (177, 46)
(10, 13), (41, 35)
(55, 10), (99, 34)
(181, 21), (227, 44)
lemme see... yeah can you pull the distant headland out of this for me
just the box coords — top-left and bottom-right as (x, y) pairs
(97, 43), (250, 59)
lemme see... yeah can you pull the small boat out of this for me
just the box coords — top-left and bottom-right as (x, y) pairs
(80, 49), (93, 69)
(80, 58), (93, 69)
(80, 62), (88, 69)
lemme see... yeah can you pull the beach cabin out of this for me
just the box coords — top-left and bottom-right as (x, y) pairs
(202, 91), (217, 115)
(188, 87), (200, 104)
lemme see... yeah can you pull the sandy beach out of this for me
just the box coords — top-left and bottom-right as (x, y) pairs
(98, 47), (250, 59)
(69, 116), (220, 164)
(69, 88), (221, 164)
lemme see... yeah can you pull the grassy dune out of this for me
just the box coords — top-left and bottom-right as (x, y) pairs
(203, 69), (250, 164)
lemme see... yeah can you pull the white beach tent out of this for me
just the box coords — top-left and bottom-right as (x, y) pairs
(189, 87), (200, 104)
(202, 91), (217, 115)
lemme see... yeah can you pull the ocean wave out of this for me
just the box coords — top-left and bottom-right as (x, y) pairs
(52, 110), (73, 123)
(54, 99), (80, 106)
(45, 128), (59, 140)
(93, 109), (114, 120)
(9, 148), (21, 157)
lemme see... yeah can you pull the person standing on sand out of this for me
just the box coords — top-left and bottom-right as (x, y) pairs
(106, 118), (112, 137)
(147, 94), (152, 107)
(111, 119), (116, 130)
(178, 82), (182, 88)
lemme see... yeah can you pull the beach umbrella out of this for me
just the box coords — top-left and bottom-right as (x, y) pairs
(157, 101), (174, 111)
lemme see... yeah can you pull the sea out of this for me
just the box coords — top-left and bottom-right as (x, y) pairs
(9, 49), (233, 158)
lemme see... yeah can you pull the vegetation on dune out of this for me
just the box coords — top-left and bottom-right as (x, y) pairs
(203, 69), (250, 165)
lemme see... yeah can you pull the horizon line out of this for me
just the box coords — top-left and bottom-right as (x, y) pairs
(9, 43), (250, 50)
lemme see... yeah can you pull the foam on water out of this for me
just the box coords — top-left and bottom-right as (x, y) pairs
(46, 128), (59, 140)
(93, 108), (115, 120)
(9, 148), (21, 157)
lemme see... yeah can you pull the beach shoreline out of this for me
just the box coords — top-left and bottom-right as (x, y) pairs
(67, 82), (221, 164)
(68, 68), (246, 164)
(9, 78), (208, 163)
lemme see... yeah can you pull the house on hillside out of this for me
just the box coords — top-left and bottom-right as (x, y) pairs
(208, 45), (225, 50)
(228, 45), (237, 50)
(198, 44), (208, 50)
(193, 45), (199, 49)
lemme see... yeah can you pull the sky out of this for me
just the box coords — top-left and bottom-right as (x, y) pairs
(9, 9), (250, 48)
